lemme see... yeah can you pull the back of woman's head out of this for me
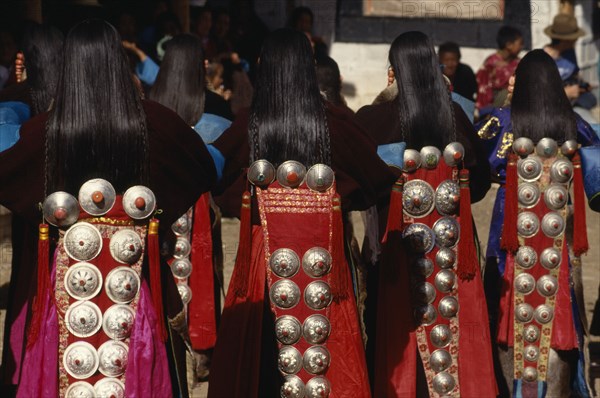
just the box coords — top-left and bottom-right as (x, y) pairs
(46, 19), (148, 194)
(21, 23), (64, 115)
(250, 28), (329, 166)
(511, 49), (576, 143)
(149, 34), (206, 125)
(389, 31), (456, 150)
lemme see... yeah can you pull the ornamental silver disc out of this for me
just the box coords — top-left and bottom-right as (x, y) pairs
(513, 137), (535, 157)
(270, 248), (301, 278)
(63, 222), (103, 262)
(535, 137), (558, 158)
(516, 246), (537, 269)
(544, 184), (568, 210)
(435, 180), (460, 216)
(402, 179), (435, 218)
(171, 214), (191, 236)
(432, 372), (456, 395)
(302, 247), (332, 278)
(64, 262), (103, 300)
(109, 229), (143, 264)
(413, 282), (436, 305)
(517, 212), (540, 238)
(270, 279), (301, 309)
(304, 281), (332, 310)
(514, 273), (536, 295)
(524, 345), (539, 362)
(276, 161), (307, 188)
(248, 159), (276, 187)
(518, 183), (541, 209)
(435, 248), (456, 270)
(275, 315), (302, 345)
(177, 283), (192, 305)
(306, 164), (335, 192)
(43, 191), (80, 228)
(403, 149), (422, 172)
(65, 300), (102, 338)
(94, 378), (125, 398)
(540, 247), (561, 270)
(98, 340), (128, 377)
(66, 381), (95, 398)
(403, 223), (435, 254)
(105, 266), (141, 304)
(524, 324), (540, 343)
(303, 346), (330, 375)
(517, 157), (543, 182)
(102, 304), (135, 340)
(515, 303), (534, 323)
(430, 349), (452, 373)
(431, 324), (453, 348)
(433, 217), (460, 248)
(534, 304), (554, 324)
(541, 212), (565, 238)
(550, 158), (573, 184)
(414, 304), (437, 326)
(523, 366), (538, 382)
(443, 142), (465, 167)
(303, 314), (331, 345)
(278, 346), (302, 375)
(173, 237), (191, 259)
(78, 178), (116, 217)
(434, 270), (456, 293)
(281, 375), (305, 398)
(537, 275), (558, 297)
(122, 185), (156, 220)
(413, 257), (434, 277)
(63, 341), (99, 380)
(420, 146), (441, 169)
(305, 377), (331, 398)
(438, 296), (459, 319)
(560, 140), (578, 158)
(171, 258), (192, 279)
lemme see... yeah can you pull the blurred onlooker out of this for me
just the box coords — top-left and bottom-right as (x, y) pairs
(287, 6), (327, 60)
(0, 30), (17, 89)
(116, 11), (138, 43)
(228, 0), (269, 80)
(315, 55), (351, 113)
(211, 8), (234, 57)
(543, 13), (597, 122)
(476, 25), (523, 116)
(438, 41), (477, 101)
(191, 6), (217, 60)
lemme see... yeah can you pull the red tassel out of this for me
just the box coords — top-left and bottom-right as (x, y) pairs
(457, 170), (478, 280)
(572, 153), (589, 256)
(331, 195), (348, 300)
(27, 223), (50, 348)
(382, 176), (405, 243)
(501, 154), (519, 253)
(148, 218), (167, 342)
(233, 191), (252, 297)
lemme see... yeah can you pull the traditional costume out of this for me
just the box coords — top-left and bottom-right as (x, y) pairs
(477, 107), (599, 397)
(0, 100), (217, 397)
(207, 105), (396, 398)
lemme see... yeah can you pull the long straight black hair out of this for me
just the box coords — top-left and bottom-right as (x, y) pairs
(21, 23), (64, 115)
(46, 19), (148, 194)
(149, 33), (206, 126)
(249, 28), (330, 166)
(389, 31), (456, 150)
(511, 49), (576, 143)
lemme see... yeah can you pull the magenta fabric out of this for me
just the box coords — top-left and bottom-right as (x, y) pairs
(8, 300), (27, 384)
(125, 282), (172, 398)
(16, 251), (59, 398)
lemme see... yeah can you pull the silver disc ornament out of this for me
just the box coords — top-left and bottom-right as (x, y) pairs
(303, 346), (330, 375)
(97, 340), (128, 377)
(517, 212), (540, 238)
(540, 247), (561, 270)
(63, 341), (99, 379)
(403, 223), (435, 254)
(517, 157), (543, 182)
(435, 180), (460, 215)
(105, 266), (141, 304)
(275, 315), (302, 345)
(430, 349), (452, 373)
(304, 281), (332, 310)
(434, 270), (456, 293)
(516, 246), (537, 269)
(109, 229), (143, 264)
(430, 324), (453, 348)
(276, 161), (306, 188)
(43, 191), (79, 228)
(270, 279), (301, 309)
(414, 304), (437, 326)
(433, 217), (460, 248)
(534, 304), (554, 324)
(515, 303), (534, 323)
(305, 377), (331, 398)
(306, 164), (335, 192)
(413, 282), (436, 305)
(64, 262), (103, 300)
(544, 184), (568, 210)
(63, 222), (103, 262)
(432, 372), (456, 395)
(171, 258), (193, 279)
(94, 378), (125, 398)
(518, 183), (541, 209)
(270, 248), (301, 278)
(435, 248), (456, 270)
(535, 137), (558, 158)
(177, 283), (192, 305)
(420, 146), (441, 169)
(438, 296), (459, 318)
(513, 137), (534, 157)
(403, 149), (421, 173)
(303, 314), (331, 345)
(78, 178), (116, 216)
(278, 346), (303, 375)
(541, 212), (565, 238)
(442, 142), (465, 167)
(65, 300), (103, 338)
(248, 159), (276, 187)
(413, 257), (434, 277)
(514, 273), (536, 295)
(302, 247), (332, 278)
(122, 185), (156, 219)
(402, 179), (435, 218)
(280, 375), (305, 398)
(102, 304), (136, 340)
(550, 158), (573, 184)
(65, 382), (95, 398)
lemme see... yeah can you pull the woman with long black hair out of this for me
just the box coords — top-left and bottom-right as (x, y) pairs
(0, 19), (216, 397)
(477, 49), (599, 397)
(207, 28), (395, 397)
(356, 31), (496, 397)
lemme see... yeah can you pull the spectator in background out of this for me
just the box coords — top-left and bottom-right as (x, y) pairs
(287, 6), (327, 59)
(0, 30), (17, 89)
(438, 41), (477, 101)
(211, 7), (234, 56)
(476, 25), (523, 117)
(228, 0), (269, 80)
(315, 55), (351, 113)
(191, 6), (217, 60)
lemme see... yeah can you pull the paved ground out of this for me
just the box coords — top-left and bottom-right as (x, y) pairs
(1, 183), (599, 396)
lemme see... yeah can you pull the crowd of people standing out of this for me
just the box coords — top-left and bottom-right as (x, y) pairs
(0, 2), (599, 398)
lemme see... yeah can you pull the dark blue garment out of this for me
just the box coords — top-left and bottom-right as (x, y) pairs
(0, 101), (30, 152)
